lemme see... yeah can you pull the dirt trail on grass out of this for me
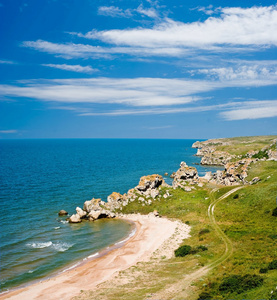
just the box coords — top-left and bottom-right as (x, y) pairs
(154, 186), (243, 300)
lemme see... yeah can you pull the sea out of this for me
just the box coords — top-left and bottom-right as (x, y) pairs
(0, 139), (221, 293)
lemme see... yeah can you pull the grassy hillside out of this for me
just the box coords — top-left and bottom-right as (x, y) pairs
(201, 135), (277, 157)
(74, 137), (277, 300)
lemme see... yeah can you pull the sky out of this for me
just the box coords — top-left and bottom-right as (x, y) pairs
(0, 0), (277, 139)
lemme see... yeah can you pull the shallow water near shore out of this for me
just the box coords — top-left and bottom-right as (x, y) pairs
(0, 139), (221, 292)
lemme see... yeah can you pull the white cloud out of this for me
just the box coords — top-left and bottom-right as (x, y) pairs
(0, 59), (16, 64)
(136, 4), (158, 18)
(42, 64), (98, 74)
(22, 40), (189, 58)
(85, 5), (277, 48)
(0, 130), (17, 134)
(220, 100), (277, 120)
(98, 6), (133, 18)
(195, 65), (277, 81)
(0, 78), (207, 106)
(1, 76), (276, 111)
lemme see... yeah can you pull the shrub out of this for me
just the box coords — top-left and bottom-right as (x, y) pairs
(270, 289), (277, 300)
(174, 245), (192, 257)
(197, 292), (212, 300)
(199, 228), (210, 235)
(219, 274), (263, 294)
(268, 259), (277, 270)
(252, 150), (269, 159)
(233, 194), (239, 199)
(272, 207), (277, 217)
(259, 268), (268, 274)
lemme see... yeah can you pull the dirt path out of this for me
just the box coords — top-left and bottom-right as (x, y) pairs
(154, 186), (243, 299)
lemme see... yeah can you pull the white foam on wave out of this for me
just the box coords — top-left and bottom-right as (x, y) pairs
(26, 241), (73, 252)
(62, 262), (81, 273)
(54, 226), (60, 230)
(52, 242), (74, 252)
(87, 252), (99, 259)
(27, 241), (53, 249)
(60, 220), (68, 224)
(114, 228), (136, 246)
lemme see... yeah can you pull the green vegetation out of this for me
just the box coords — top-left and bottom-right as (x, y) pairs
(75, 136), (277, 300)
(175, 245), (192, 257)
(219, 274), (264, 294)
(268, 260), (277, 270)
(174, 244), (208, 257)
(252, 149), (269, 159)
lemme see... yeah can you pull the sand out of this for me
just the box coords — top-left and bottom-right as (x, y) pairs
(0, 214), (190, 300)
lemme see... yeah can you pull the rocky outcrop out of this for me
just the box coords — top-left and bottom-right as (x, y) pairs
(200, 151), (234, 166)
(172, 161), (200, 190)
(201, 158), (258, 186)
(68, 198), (116, 223)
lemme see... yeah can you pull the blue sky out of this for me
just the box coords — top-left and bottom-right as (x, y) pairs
(0, 0), (277, 139)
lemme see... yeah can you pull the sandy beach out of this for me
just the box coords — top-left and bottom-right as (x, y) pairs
(0, 214), (190, 300)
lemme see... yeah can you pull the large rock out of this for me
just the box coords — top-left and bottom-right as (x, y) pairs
(68, 214), (81, 223)
(58, 210), (68, 216)
(76, 207), (87, 218)
(83, 198), (103, 213)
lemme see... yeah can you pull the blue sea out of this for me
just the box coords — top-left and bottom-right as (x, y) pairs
(0, 139), (221, 293)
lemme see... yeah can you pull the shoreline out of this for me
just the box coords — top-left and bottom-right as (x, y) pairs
(0, 214), (190, 300)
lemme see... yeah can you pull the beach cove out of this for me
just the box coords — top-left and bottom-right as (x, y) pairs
(0, 214), (190, 300)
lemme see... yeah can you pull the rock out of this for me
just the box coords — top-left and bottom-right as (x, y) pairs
(173, 161), (199, 189)
(164, 172), (168, 176)
(83, 198), (102, 213)
(106, 192), (124, 210)
(184, 186), (192, 192)
(250, 177), (260, 185)
(191, 141), (202, 148)
(88, 210), (101, 220)
(68, 214), (81, 223)
(198, 182), (204, 187)
(153, 210), (159, 217)
(58, 210), (68, 216)
(76, 207), (86, 218)
(150, 189), (159, 199)
(170, 172), (176, 178)
(203, 172), (213, 181)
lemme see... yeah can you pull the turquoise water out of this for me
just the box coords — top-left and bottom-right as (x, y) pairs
(0, 139), (221, 292)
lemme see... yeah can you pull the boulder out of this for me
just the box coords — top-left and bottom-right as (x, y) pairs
(68, 214), (81, 223)
(58, 210), (68, 216)
(76, 207), (87, 218)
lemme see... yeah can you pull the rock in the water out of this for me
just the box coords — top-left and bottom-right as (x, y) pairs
(76, 207), (87, 218)
(58, 210), (68, 216)
(69, 214), (81, 223)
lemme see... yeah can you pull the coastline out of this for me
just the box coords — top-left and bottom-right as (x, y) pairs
(0, 214), (190, 300)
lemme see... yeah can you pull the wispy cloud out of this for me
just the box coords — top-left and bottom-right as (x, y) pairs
(193, 65), (277, 81)
(98, 4), (158, 19)
(22, 40), (188, 59)
(98, 6), (133, 18)
(42, 63), (98, 74)
(0, 76), (276, 108)
(0, 130), (18, 134)
(0, 59), (16, 64)
(85, 6), (277, 48)
(220, 100), (277, 120)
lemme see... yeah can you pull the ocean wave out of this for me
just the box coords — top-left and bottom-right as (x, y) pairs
(52, 242), (74, 252)
(59, 220), (68, 224)
(87, 252), (99, 259)
(26, 241), (73, 252)
(26, 241), (53, 249)
(54, 227), (60, 230)
(114, 228), (136, 246)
